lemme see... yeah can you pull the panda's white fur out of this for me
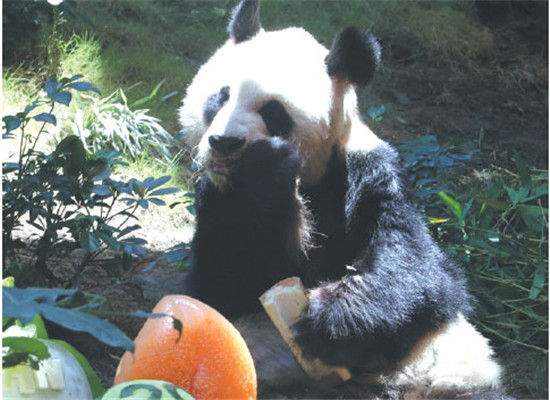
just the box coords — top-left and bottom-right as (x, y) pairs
(384, 313), (502, 394)
(179, 26), (381, 187)
(178, 1), (505, 398)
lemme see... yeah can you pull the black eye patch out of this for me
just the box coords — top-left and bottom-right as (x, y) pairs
(258, 100), (294, 139)
(203, 86), (230, 125)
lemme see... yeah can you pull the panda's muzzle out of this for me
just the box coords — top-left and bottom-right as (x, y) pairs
(207, 135), (246, 177)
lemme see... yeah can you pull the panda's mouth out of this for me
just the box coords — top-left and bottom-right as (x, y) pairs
(208, 158), (235, 177)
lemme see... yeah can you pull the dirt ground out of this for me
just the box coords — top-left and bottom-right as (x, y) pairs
(41, 11), (548, 400)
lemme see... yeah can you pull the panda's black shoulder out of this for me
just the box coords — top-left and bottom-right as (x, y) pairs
(345, 141), (414, 201)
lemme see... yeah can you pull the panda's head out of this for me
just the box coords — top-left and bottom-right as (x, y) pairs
(179, 0), (381, 188)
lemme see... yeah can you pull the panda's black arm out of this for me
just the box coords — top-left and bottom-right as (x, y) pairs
(295, 142), (473, 370)
(184, 138), (305, 318)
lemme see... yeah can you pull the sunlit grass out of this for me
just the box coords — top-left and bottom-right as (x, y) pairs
(261, 1), (493, 69)
(115, 153), (192, 191)
(58, 33), (103, 88)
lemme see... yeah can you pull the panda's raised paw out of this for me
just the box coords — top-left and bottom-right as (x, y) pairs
(228, 137), (301, 183)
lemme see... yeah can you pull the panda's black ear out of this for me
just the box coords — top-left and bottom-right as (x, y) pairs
(325, 27), (381, 87)
(228, 0), (261, 44)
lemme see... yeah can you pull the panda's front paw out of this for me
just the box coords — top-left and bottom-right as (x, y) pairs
(293, 280), (369, 368)
(232, 137), (301, 185)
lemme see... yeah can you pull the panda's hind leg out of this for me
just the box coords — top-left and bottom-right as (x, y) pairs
(385, 314), (511, 400)
(234, 313), (320, 398)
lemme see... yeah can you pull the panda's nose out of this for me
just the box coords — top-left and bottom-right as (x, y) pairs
(208, 135), (246, 156)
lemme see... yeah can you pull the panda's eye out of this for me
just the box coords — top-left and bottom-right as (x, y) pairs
(258, 100), (294, 139)
(203, 86), (230, 125)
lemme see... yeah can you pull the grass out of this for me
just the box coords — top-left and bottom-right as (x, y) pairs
(116, 154), (193, 192)
(260, 1), (493, 71)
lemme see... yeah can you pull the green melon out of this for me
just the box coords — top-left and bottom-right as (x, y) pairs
(101, 380), (195, 400)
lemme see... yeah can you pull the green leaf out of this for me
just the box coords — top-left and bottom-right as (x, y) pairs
(3, 287), (72, 325)
(132, 181), (146, 197)
(32, 113), (57, 126)
(23, 100), (41, 116)
(507, 186), (529, 206)
(3, 277), (15, 288)
(149, 188), (179, 197)
(118, 224), (141, 237)
(477, 197), (509, 211)
(517, 204), (548, 217)
(66, 81), (101, 95)
(92, 184), (113, 197)
(438, 191), (462, 219)
(160, 90), (180, 103)
(3, 286), (128, 358)
(3, 162), (20, 173)
(146, 175), (171, 191)
(97, 231), (121, 251)
(68, 74), (84, 82)
(529, 247), (546, 300)
(3, 116), (21, 133)
(45, 78), (62, 97)
(520, 183), (549, 203)
(131, 79), (165, 109)
(147, 198), (166, 206)
(50, 340), (105, 398)
(512, 153), (532, 189)
(138, 199), (149, 209)
(131, 311), (182, 340)
(80, 231), (100, 252)
(39, 305), (135, 352)
(2, 337), (51, 367)
(50, 91), (72, 106)
(88, 158), (111, 181)
(459, 198), (474, 226)
(466, 238), (512, 258)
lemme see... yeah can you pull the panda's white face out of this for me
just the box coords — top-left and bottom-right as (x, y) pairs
(179, 27), (361, 187)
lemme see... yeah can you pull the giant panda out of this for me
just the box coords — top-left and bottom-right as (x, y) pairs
(178, 1), (508, 398)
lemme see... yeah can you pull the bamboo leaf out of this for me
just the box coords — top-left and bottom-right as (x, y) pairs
(438, 191), (462, 219)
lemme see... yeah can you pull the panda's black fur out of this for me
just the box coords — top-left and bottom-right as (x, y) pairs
(180, 1), (509, 398)
(183, 138), (304, 318)
(295, 143), (474, 371)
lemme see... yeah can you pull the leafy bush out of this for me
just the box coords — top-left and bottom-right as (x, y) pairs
(61, 86), (176, 164)
(3, 75), (178, 286)
(401, 135), (548, 394)
(435, 157), (548, 355)
(2, 75), (183, 392)
(396, 135), (478, 198)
